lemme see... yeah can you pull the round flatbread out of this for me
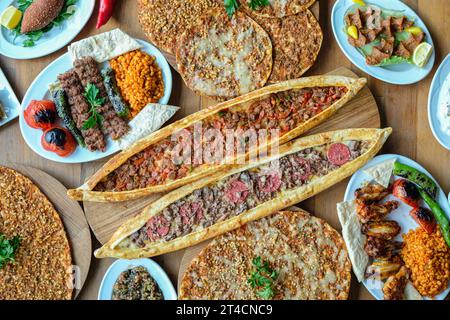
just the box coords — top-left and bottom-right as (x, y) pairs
(137, 0), (220, 54)
(253, 10), (322, 82)
(176, 8), (273, 100)
(179, 210), (351, 300)
(240, 0), (316, 18)
(0, 166), (72, 300)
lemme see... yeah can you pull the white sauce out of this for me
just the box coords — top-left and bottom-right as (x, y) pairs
(438, 74), (450, 135)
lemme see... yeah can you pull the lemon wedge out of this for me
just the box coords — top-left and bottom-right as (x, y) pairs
(347, 25), (359, 39)
(0, 6), (22, 30)
(405, 26), (423, 35)
(352, 0), (366, 6)
(412, 42), (433, 68)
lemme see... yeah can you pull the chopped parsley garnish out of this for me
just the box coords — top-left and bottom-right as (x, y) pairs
(0, 234), (21, 270)
(82, 83), (105, 130)
(11, 0), (78, 47)
(248, 256), (278, 299)
(224, 0), (270, 17)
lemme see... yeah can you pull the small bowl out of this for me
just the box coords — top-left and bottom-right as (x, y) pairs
(98, 258), (177, 300)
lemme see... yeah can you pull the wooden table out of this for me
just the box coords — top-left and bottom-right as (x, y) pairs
(0, 0), (448, 300)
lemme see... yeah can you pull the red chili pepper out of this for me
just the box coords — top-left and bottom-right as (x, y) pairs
(96, 0), (116, 29)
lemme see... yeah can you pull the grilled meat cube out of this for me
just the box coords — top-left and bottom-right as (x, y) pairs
(365, 255), (403, 280)
(356, 200), (399, 223)
(383, 266), (409, 300)
(355, 183), (390, 204)
(362, 220), (401, 240)
(364, 236), (402, 259)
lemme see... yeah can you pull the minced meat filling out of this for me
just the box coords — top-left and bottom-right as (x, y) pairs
(129, 140), (368, 247)
(95, 86), (348, 192)
(112, 266), (163, 300)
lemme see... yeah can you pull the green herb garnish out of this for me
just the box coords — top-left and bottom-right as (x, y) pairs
(248, 256), (278, 300)
(10, 0), (78, 47)
(0, 234), (21, 270)
(82, 83), (105, 130)
(224, 0), (270, 17)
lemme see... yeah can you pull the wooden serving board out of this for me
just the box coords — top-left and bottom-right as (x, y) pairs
(84, 66), (380, 245)
(1, 163), (92, 299)
(161, 2), (320, 72)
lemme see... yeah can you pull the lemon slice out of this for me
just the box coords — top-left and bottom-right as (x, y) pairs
(352, 0), (366, 6)
(405, 26), (423, 35)
(412, 42), (433, 68)
(0, 6), (22, 30)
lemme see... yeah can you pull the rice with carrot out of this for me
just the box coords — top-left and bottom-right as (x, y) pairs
(401, 228), (450, 297)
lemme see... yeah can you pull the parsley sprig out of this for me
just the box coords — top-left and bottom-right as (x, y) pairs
(0, 234), (21, 270)
(224, 0), (270, 17)
(11, 0), (78, 47)
(248, 256), (278, 299)
(82, 83), (105, 130)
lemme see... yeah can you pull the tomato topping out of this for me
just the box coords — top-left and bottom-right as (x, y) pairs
(409, 207), (436, 234)
(225, 180), (249, 204)
(257, 171), (282, 193)
(24, 100), (57, 130)
(41, 127), (76, 157)
(327, 143), (351, 166)
(392, 179), (421, 207)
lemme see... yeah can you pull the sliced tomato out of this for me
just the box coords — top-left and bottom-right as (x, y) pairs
(392, 179), (421, 207)
(410, 207), (436, 234)
(24, 100), (57, 130)
(41, 127), (76, 157)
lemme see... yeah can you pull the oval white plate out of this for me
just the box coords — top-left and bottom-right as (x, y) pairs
(344, 154), (450, 300)
(0, 0), (95, 60)
(98, 258), (177, 300)
(19, 39), (172, 164)
(428, 54), (450, 150)
(0, 67), (20, 127)
(331, 0), (435, 85)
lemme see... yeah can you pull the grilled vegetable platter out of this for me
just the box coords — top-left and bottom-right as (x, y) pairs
(339, 154), (450, 300)
(331, 0), (435, 85)
(19, 29), (175, 163)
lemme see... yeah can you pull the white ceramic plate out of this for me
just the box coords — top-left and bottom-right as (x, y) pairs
(0, 0), (95, 60)
(98, 258), (177, 300)
(331, 0), (435, 85)
(428, 54), (450, 150)
(344, 154), (450, 300)
(19, 39), (172, 164)
(0, 67), (20, 127)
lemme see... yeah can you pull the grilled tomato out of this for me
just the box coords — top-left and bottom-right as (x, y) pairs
(409, 207), (436, 234)
(41, 127), (76, 157)
(392, 179), (421, 207)
(24, 100), (57, 130)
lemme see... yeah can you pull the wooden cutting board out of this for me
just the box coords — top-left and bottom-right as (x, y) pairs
(0, 164), (92, 299)
(161, 2), (320, 72)
(83, 66), (381, 245)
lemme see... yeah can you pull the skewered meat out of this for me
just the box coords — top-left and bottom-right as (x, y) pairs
(383, 266), (409, 300)
(361, 220), (401, 240)
(392, 179), (421, 207)
(354, 183), (390, 204)
(356, 200), (399, 223)
(365, 255), (403, 280)
(364, 236), (402, 259)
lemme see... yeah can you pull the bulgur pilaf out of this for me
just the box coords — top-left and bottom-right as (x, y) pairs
(110, 50), (164, 117)
(401, 228), (450, 297)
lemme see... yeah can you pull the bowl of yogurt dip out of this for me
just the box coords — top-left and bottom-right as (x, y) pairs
(428, 54), (450, 150)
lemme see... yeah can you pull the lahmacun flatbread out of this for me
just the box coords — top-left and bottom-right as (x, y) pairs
(176, 8), (273, 100)
(137, 0), (220, 54)
(253, 10), (323, 82)
(179, 210), (351, 300)
(0, 166), (72, 300)
(240, 0), (316, 18)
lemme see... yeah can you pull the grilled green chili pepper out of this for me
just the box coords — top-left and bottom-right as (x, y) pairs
(101, 67), (129, 118)
(393, 162), (438, 199)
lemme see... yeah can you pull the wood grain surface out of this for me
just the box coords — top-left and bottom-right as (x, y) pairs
(0, 163), (91, 299)
(83, 66), (380, 245)
(0, 0), (448, 300)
